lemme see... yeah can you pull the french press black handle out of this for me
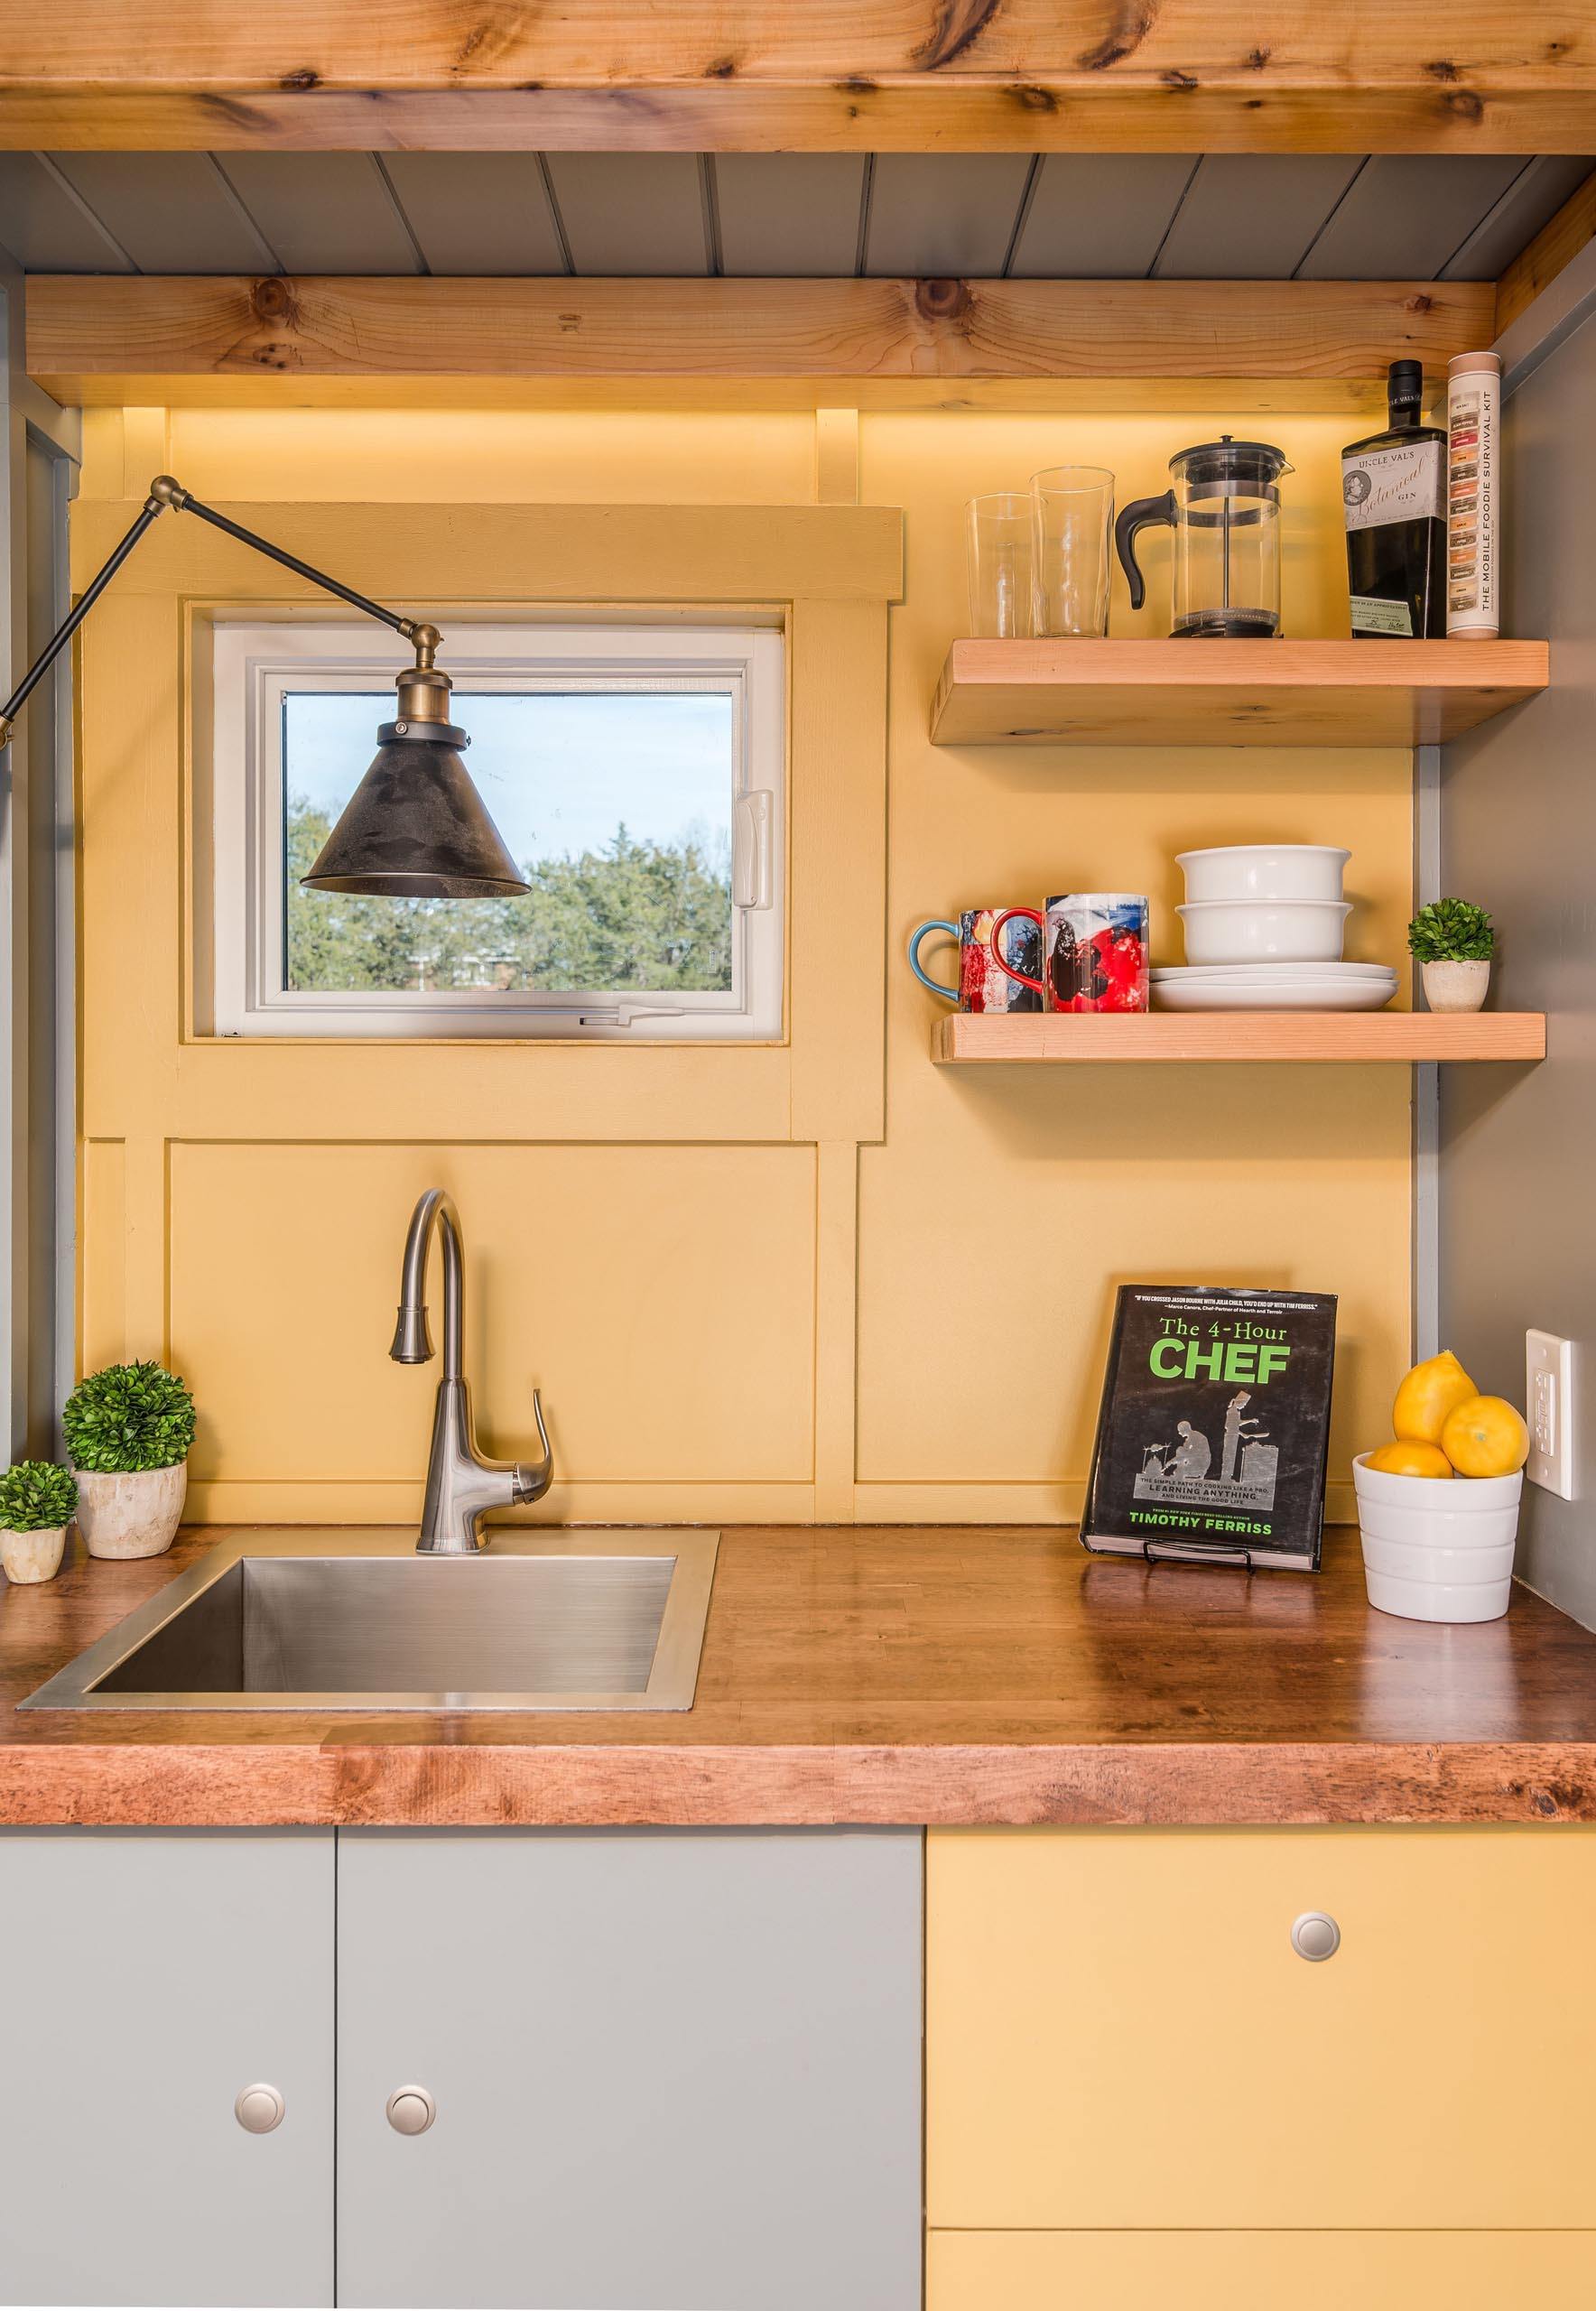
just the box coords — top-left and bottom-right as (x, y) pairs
(1113, 489), (1177, 611)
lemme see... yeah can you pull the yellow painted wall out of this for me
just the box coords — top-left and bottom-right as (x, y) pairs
(74, 401), (1413, 1526)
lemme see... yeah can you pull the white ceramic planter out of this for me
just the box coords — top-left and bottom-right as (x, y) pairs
(1352, 1452), (1521, 1623)
(0, 1523), (67, 1584)
(73, 1462), (187, 1560)
(1422, 957), (1490, 1013)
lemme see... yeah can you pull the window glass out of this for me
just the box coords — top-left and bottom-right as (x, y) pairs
(283, 690), (736, 996)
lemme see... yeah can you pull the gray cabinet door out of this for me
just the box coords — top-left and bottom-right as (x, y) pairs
(0, 1829), (334, 2308)
(336, 1828), (923, 2311)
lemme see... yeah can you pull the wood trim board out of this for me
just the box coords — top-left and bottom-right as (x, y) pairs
(26, 275), (1496, 413)
(3, 5), (1594, 153)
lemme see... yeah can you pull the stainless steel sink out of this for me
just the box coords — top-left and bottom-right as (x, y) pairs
(20, 1528), (719, 1712)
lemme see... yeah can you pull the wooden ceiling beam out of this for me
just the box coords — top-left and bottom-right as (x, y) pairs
(0, 4), (1591, 153)
(1496, 164), (1596, 333)
(26, 274), (1497, 413)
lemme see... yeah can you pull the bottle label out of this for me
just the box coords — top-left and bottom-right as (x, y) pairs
(1341, 439), (1444, 532)
(1350, 597), (1415, 636)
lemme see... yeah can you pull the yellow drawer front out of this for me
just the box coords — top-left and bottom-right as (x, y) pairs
(927, 1827), (1596, 2230)
(928, 2231), (1596, 2310)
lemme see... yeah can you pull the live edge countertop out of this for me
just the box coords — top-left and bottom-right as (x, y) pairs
(4, 1525), (1596, 1829)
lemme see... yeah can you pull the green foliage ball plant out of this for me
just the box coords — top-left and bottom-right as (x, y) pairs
(0, 1460), (79, 1532)
(1406, 898), (1495, 964)
(63, 1360), (197, 1474)
(286, 808), (733, 998)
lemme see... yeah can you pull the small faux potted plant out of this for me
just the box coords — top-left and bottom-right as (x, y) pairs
(62, 1360), (196, 1560)
(1408, 896), (1495, 1014)
(0, 1460), (78, 1585)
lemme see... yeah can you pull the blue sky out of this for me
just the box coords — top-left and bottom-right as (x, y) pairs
(284, 690), (733, 864)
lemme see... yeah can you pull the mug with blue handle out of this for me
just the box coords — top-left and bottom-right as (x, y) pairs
(908, 908), (1044, 1014)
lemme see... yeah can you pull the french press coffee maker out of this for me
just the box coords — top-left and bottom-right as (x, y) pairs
(1115, 437), (1293, 638)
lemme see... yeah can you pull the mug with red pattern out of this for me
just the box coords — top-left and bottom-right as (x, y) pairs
(908, 908), (1044, 1014)
(989, 894), (1150, 1014)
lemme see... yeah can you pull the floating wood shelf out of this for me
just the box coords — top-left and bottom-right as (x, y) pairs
(933, 1012), (1547, 1066)
(930, 638), (1549, 747)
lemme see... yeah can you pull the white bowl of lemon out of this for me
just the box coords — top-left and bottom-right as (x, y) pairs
(1353, 1351), (1529, 1623)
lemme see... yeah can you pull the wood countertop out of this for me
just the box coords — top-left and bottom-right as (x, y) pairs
(4, 1525), (1596, 1828)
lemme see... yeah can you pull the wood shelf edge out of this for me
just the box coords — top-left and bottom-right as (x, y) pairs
(929, 638), (1550, 748)
(931, 1012), (1548, 1065)
(938, 637), (1550, 687)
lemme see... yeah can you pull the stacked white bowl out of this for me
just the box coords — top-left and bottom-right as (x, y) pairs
(1156, 846), (1398, 1012)
(1352, 1453), (1522, 1623)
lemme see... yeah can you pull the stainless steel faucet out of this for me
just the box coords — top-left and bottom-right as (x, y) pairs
(389, 1188), (553, 1553)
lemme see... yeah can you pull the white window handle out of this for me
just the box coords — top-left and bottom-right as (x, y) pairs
(732, 791), (775, 911)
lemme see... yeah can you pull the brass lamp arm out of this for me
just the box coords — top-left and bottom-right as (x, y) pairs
(0, 474), (441, 747)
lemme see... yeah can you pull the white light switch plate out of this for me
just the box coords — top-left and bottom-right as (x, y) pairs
(1526, 1330), (1577, 1500)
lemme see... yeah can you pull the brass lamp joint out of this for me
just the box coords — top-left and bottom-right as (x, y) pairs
(394, 625), (454, 730)
(400, 619), (442, 672)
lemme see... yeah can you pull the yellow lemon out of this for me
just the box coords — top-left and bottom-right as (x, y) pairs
(1441, 1396), (1530, 1479)
(1392, 1350), (1479, 1444)
(1365, 1441), (1454, 1480)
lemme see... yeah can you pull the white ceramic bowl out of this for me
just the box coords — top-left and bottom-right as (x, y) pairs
(1352, 1453), (1522, 1624)
(1178, 899), (1351, 966)
(1177, 844), (1351, 904)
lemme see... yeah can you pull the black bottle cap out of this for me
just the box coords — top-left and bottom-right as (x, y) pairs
(1388, 358), (1423, 404)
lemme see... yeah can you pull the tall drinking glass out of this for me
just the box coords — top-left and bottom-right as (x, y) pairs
(1030, 465), (1114, 637)
(966, 493), (1035, 637)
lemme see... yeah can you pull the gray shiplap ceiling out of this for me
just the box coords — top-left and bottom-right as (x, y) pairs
(0, 150), (1589, 281)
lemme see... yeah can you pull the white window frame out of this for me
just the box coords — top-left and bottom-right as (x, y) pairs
(207, 617), (785, 1040)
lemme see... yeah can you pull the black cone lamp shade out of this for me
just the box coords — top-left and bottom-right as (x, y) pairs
(0, 475), (531, 902)
(301, 658), (529, 900)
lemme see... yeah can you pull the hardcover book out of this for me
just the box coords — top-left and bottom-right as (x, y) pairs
(1082, 1286), (1338, 1572)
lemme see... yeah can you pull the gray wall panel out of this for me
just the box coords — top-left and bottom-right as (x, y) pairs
(0, 153), (132, 272)
(718, 154), (868, 276)
(1441, 157), (1595, 281)
(1011, 153), (1196, 278)
(1438, 309), (1596, 1629)
(865, 153), (1031, 277)
(543, 153), (709, 274)
(220, 153), (422, 274)
(1296, 156), (1524, 279)
(1155, 155), (1363, 279)
(382, 153), (567, 275)
(48, 153), (273, 273)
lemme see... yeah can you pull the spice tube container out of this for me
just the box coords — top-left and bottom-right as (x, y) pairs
(1446, 351), (1501, 638)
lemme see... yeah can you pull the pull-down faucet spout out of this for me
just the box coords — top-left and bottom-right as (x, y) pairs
(390, 1188), (553, 1553)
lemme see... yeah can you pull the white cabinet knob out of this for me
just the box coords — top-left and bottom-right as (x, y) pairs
(1292, 1910), (1341, 1962)
(386, 2084), (436, 2136)
(235, 2083), (285, 2134)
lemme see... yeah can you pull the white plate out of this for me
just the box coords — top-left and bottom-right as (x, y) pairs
(1153, 978), (1397, 1012)
(1153, 962), (1396, 983)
